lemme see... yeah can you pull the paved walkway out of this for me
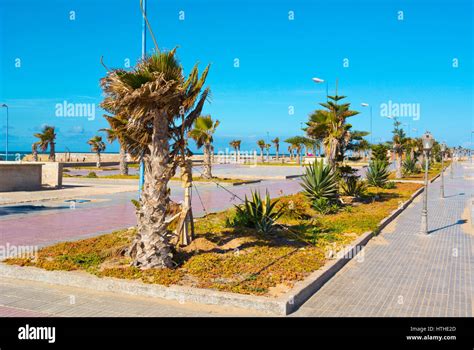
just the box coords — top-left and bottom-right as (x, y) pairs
(0, 277), (262, 317)
(294, 161), (473, 317)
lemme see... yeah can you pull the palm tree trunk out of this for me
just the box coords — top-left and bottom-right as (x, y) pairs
(275, 147), (279, 160)
(202, 142), (212, 179)
(260, 149), (264, 162)
(130, 111), (175, 269)
(96, 152), (101, 168)
(237, 148), (240, 163)
(396, 152), (402, 178)
(119, 145), (128, 175)
(328, 138), (338, 168)
(32, 149), (38, 162)
(50, 142), (56, 162)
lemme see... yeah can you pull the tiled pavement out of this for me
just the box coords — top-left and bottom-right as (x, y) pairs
(0, 277), (263, 317)
(294, 161), (473, 316)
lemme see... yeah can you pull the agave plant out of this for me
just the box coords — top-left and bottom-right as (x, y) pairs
(402, 155), (419, 176)
(232, 190), (284, 233)
(340, 176), (367, 197)
(301, 160), (338, 203)
(366, 160), (390, 188)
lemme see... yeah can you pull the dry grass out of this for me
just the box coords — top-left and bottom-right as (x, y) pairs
(5, 183), (421, 296)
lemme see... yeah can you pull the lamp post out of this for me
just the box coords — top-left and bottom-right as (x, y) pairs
(361, 103), (373, 144)
(440, 142), (446, 198)
(471, 131), (474, 164)
(1, 104), (8, 161)
(138, 0), (147, 198)
(420, 131), (434, 235)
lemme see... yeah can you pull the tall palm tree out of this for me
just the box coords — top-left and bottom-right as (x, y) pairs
(34, 125), (56, 161)
(189, 115), (219, 179)
(87, 136), (106, 168)
(100, 49), (210, 269)
(257, 139), (265, 162)
(100, 116), (129, 175)
(306, 92), (359, 168)
(229, 139), (241, 162)
(272, 137), (280, 160)
(391, 118), (406, 178)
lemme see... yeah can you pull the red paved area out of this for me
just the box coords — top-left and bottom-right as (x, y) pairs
(0, 179), (301, 248)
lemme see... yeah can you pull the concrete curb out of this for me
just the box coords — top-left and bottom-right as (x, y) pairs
(0, 183), (425, 316)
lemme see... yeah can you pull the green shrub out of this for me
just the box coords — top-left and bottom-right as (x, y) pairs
(230, 190), (284, 233)
(86, 171), (98, 178)
(340, 176), (367, 197)
(311, 197), (340, 215)
(301, 160), (338, 202)
(402, 155), (419, 175)
(384, 181), (396, 189)
(366, 160), (390, 188)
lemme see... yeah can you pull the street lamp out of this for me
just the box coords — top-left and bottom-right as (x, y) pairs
(420, 131), (435, 235)
(471, 131), (474, 164)
(138, 0), (147, 197)
(361, 103), (373, 144)
(440, 142), (446, 198)
(1, 104), (8, 161)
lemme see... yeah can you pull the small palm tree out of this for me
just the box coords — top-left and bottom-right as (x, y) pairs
(257, 139), (266, 162)
(100, 116), (129, 175)
(189, 115), (219, 179)
(391, 118), (407, 178)
(288, 145), (294, 161)
(265, 143), (271, 161)
(229, 139), (241, 162)
(34, 125), (56, 161)
(31, 142), (39, 161)
(88, 136), (106, 168)
(272, 137), (280, 160)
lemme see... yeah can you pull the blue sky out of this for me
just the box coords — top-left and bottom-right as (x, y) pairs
(0, 0), (472, 154)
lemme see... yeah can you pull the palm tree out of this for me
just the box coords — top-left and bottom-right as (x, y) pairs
(31, 142), (39, 161)
(100, 49), (210, 268)
(257, 139), (266, 162)
(306, 91), (359, 168)
(34, 125), (56, 161)
(285, 136), (310, 164)
(265, 143), (271, 162)
(189, 115), (219, 179)
(229, 139), (241, 162)
(288, 145), (294, 161)
(87, 136), (106, 168)
(272, 137), (280, 160)
(100, 116), (129, 175)
(391, 118), (406, 178)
